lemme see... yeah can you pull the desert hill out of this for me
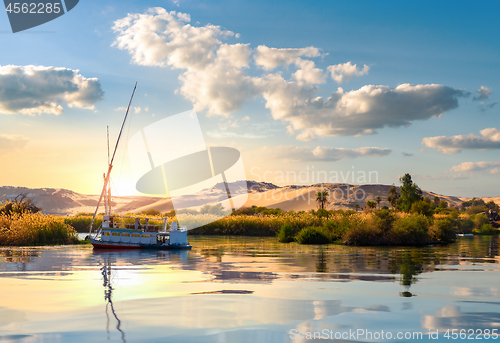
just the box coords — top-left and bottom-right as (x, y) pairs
(0, 182), (498, 216)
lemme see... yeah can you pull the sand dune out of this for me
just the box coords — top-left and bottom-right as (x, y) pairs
(0, 182), (498, 215)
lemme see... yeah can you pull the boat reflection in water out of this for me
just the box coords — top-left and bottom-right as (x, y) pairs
(101, 256), (126, 343)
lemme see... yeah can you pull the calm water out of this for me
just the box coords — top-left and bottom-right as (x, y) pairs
(0, 236), (499, 342)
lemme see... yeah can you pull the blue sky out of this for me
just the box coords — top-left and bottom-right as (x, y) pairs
(0, 0), (499, 197)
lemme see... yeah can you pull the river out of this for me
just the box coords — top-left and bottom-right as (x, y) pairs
(0, 236), (499, 342)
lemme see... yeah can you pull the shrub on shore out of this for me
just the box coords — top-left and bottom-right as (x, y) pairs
(295, 227), (331, 244)
(389, 214), (429, 246)
(477, 223), (496, 235)
(277, 222), (295, 243)
(0, 212), (78, 246)
(428, 218), (456, 243)
(185, 208), (459, 246)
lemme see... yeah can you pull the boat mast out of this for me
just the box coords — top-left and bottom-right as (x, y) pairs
(89, 83), (137, 235)
(106, 126), (111, 216)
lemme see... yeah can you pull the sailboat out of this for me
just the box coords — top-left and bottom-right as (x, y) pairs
(88, 83), (191, 250)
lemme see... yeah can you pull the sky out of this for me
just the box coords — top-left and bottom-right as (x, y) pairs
(0, 0), (499, 197)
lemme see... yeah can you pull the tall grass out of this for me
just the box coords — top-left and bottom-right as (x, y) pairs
(0, 212), (79, 246)
(54, 208), (461, 246)
(64, 216), (102, 233)
(190, 212), (322, 236)
(190, 210), (457, 246)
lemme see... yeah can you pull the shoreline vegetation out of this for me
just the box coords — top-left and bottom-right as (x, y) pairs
(1, 174), (499, 247)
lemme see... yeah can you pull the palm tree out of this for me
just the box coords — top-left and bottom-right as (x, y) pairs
(376, 196), (381, 209)
(366, 200), (377, 211)
(316, 191), (329, 209)
(353, 204), (360, 211)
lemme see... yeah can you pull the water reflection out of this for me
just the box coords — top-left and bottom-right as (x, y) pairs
(315, 248), (328, 273)
(101, 257), (126, 343)
(0, 236), (499, 342)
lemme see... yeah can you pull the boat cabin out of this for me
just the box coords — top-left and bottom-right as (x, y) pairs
(97, 215), (188, 246)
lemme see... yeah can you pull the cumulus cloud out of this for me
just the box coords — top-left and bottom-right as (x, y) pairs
(328, 62), (370, 84)
(265, 145), (391, 162)
(450, 161), (500, 174)
(254, 46), (322, 70)
(113, 8), (233, 69)
(473, 86), (492, 101)
(113, 8), (469, 137)
(262, 81), (468, 138)
(0, 134), (28, 152)
(113, 8), (260, 117)
(422, 128), (500, 154)
(0, 65), (103, 115)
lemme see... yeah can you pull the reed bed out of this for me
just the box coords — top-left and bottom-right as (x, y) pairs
(190, 212), (323, 236)
(0, 212), (79, 246)
(190, 210), (457, 246)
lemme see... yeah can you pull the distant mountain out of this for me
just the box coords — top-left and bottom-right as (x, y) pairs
(0, 182), (498, 216)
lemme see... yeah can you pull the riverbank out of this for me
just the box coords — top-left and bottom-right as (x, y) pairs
(190, 210), (460, 246)
(0, 212), (79, 246)
(2, 208), (497, 247)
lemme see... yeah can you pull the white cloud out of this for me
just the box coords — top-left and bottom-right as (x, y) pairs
(473, 86), (492, 101)
(0, 65), (103, 115)
(327, 61), (370, 84)
(296, 130), (317, 142)
(262, 81), (468, 139)
(115, 106), (142, 113)
(422, 128), (500, 154)
(402, 152), (414, 157)
(113, 8), (233, 69)
(113, 9), (259, 117)
(178, 56), (260, 117)
(264, 145), (391, 162)
(242, 116), (250, 121)
(253, 46), (322, 70)
(293, 59), (326, 85)
(450, 161), (500, 174)
(0, 134), (29, 152)
(113, 8), (469, 137)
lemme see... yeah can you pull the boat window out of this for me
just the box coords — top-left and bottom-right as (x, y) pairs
(112, 232), (120, 236)
(121, 233), (130, 237)
(142, 234), (150, 238)
(103, 232), (110, 236)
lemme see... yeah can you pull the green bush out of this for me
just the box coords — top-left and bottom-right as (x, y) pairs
(428, 218), (456, 243)
(457, 217), (474, 233)
(342, 224), (383, 246)
(473, 214), (490, 230)
(295, 227), (331, 245)
(468, 205), (488, 215)
(315, 208), (331, 218)
(410, 200), (434, 217)
(373, 209), (396, 233)
(478, 223), (496, 234)
(389, 214), (429, 245)
(277, 222), (295, 243)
